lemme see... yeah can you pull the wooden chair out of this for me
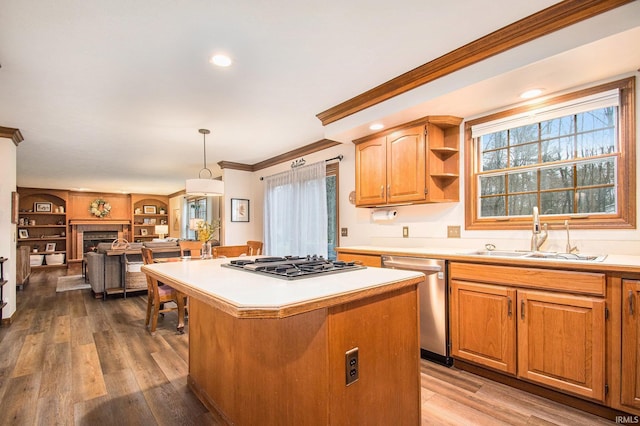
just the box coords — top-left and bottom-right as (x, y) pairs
(213, 245), (250, 259)
(141, 248), (186, 335)
(179, 240), (202, 257)
(247, 240), (263, 255)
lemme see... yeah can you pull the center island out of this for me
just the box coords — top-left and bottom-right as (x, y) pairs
(142, 257), (425, 425)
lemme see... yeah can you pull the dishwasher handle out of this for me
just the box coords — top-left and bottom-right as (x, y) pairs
(381, 258), (442, 273)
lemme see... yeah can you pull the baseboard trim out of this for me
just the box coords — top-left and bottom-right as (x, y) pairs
(454, 359), (628, 421)
(1, 312), (15, 327)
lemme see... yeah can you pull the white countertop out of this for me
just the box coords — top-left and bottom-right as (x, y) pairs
(338, 245), (640, 273)
(142, 257), (424, 317)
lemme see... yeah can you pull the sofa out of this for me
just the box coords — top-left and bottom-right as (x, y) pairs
(86, 241), (182, 298)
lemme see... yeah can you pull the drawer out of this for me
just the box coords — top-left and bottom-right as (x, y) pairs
(450, 262), (605, 296)
(337, 252), (381, 268)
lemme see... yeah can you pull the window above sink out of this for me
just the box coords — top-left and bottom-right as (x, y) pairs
(464, 77), (635, 231)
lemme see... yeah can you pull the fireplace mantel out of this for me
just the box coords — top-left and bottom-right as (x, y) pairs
(70, 220), (130, 226)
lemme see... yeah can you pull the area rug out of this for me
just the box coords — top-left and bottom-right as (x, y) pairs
(56, 275), (91, 292)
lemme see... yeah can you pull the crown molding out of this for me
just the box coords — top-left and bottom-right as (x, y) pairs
(217, 161), (254, 172)
(316, 0), (633, 126)
(0, 126), (24, 146)
(218, 139), (341, 172)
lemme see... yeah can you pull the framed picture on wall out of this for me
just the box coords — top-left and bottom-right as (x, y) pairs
(35, 202), (52, 212)
(143, 205), (157, 214)
(231, 198), (249, 222)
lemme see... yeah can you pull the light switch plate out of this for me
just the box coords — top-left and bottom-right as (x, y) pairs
(402, 226), (409, 238)
(341, 228), (348, 237)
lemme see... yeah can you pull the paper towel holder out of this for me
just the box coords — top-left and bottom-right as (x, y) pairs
(372, 209), (398, 221)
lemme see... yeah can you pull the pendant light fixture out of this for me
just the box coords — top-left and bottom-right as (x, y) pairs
(185, 128), (224, 196)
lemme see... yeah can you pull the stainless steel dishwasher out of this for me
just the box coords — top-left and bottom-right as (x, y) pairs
(381, 255), (451, 366)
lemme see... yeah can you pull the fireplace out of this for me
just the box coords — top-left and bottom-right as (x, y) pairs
(69, 220), (131, 261)
(83, 231), (118, 253)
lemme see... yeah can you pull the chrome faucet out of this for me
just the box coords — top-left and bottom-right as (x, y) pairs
(565, 220), (578, 254)
(531, 206), (548, 251)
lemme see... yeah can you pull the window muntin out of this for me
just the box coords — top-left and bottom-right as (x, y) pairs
(465, 77), (635, 230)
(477, 106), (618, 218)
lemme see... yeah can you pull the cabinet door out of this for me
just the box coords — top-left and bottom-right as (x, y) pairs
(386, 126), (426, 204)
(517, 290), (605, 401)
(450, 280), (517, 374)
(622, 280), (640, 409)
(355, 136), (387, 206)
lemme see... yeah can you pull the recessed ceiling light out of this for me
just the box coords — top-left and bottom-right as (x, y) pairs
(210, 54), (232, 67)
(369, 123), (384, 130)
(520, 88), (543, 99)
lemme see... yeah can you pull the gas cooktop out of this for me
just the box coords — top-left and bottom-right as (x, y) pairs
(221, 255), (365, 280)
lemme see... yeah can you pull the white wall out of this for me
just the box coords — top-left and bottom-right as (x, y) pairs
(335, 71), (640, 256)
(221, 168), (262, 245)
(0, 138), (17, 320)
(238, 71), (640, 257)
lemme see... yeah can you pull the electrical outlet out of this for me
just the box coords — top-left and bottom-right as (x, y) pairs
(341, 227), (348, 237)
(345, 347), (359, 385)
(402, 226), (409, 238)
(447, 225), (461, 238)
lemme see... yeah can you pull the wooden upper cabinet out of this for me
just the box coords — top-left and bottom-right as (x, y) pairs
(386, 126), (426, 204)
(517, 290), (605, 401)
(353, 115), (461, 207)
(355, 136), (387, 206)
(622, 279), (640, 410)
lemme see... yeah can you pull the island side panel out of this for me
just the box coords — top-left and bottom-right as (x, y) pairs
(188, 297), (330, 425)
(328, 284), (420, 425)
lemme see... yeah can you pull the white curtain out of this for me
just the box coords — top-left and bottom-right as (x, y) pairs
(264, 161), (328, 257)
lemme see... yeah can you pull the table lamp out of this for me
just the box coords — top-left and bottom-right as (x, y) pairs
(155, 224), (169, 239)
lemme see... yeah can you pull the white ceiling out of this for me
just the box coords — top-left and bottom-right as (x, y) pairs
(1, 0), (638, 195)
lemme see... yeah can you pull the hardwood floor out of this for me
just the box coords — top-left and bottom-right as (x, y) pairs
(0, 270), (615, 425)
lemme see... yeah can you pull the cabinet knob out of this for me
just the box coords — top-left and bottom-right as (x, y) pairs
(521, 300), (525, 320)
(630, 290), (636, 316)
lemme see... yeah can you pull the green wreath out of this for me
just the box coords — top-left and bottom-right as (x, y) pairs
(89, 199), (112, 218)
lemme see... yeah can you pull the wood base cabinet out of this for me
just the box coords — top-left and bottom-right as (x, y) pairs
(622, 279), (640, 410)
(450, 280), (516, 374)
(517, 290), (605, 401)
(188, 286), (420, 425)
(450, 263), (606, 402)
(336, 251), (381, 267)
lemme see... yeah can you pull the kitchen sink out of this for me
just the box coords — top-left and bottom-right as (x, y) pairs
(465, 250), (531, 257)
(525, 252), (608, 262)
(463, 249), (607, 262)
